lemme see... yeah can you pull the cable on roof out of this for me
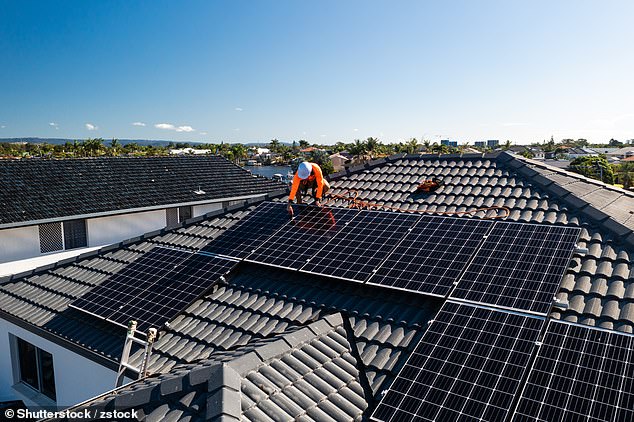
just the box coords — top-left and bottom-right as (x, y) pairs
(323, 189), (510, 220)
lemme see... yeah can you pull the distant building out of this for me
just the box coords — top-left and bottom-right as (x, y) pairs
(487, 140), (500, 147)
(474, 141), (486, 148)
(169, 147), (210, 155)
(329, 153), (351, 172)
(566, 147), (598, 159)
(441, 140), (458, 147)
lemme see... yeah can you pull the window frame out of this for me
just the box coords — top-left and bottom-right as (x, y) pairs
(11, 336), (57, 402)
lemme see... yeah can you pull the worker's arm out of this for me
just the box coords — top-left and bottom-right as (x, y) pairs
(313, 164), (325, 201)
(288, 174), (301, 214)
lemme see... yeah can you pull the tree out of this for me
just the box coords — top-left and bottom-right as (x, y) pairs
(366, 137), (380, 158)
(502, 140), (512, 151)
(269, 139), (281, 153)
(109, 139), (121, 157)
(231, 143), (247, 164)
(311, 149), (334, 175)
(348, 139), (368, 158)
(617, 162), (634, 189)
(609, 138), (624, 147)
(298, 140), (310, 149)
(430, 143), (449, 155)
(569, 155), (615, 184)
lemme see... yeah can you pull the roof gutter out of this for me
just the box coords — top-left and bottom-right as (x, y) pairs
(0, 193), (268, 230)
(0, 308), (120, 371)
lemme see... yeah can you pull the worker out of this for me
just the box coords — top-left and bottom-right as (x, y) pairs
(287, 161), (330, 215)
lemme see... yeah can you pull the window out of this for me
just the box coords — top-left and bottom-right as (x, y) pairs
(166, 207), (192, 226)
(63, 219), (87, 249)
(178, 206), (192, 223)
(15, 338), (56, 401)
(39, 219), (87, 253)
(166, 208), (179, 226)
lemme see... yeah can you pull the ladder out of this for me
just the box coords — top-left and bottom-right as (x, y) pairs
(115, 320), (158, 387)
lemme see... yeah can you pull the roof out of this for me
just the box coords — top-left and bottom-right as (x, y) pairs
(4, 151), (634, 420)
(0, 156), (285, 228)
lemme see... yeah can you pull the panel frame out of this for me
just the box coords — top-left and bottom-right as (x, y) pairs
(366, 215), (494, 298)
(298, 209), (422, 283)
(449, 221), (581, 315)
(371, 300), (545, 422)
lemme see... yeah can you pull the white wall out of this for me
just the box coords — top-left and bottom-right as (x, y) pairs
(87, 210), (167, 247)
(0, 320), (121, 407)
(192, 202), (222, 217)
(0, 226), (41, 264)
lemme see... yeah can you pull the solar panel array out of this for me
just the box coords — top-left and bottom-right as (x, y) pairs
(71, 247), (237, 331)
(450, 222), (580, 314)
(367, 216), (493, 297)
(371, 301), (544, 422)
(201, 202), (290, 259)
(513, 320), (634, 421)
(300, 210), (420, 282)
(246, 206), (359, 270)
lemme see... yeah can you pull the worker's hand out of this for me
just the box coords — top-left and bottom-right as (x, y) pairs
(287, 203), (294, 216)
(315, 199), (322, 207)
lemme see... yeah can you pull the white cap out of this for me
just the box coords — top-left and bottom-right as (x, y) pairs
(297, 162), (312, 179)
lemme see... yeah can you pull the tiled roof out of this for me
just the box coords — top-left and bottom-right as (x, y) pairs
(0, 156), (285, 227)
(57, 315), (369, 422)
(4, 151), (634, 420)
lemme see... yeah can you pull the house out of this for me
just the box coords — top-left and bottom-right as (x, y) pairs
(1, 152), (633, 420)
(566, 147), (599, 159)
(608, 146), (634, 159)
(329, 152), (351, 172)
(507, 145), (545, 160)
(0, 156), (284, 266)
(440, 139), (458, 147)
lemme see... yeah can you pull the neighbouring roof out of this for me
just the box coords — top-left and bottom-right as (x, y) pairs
(0, 156), (285, 228)
(3, 151), (634, 420)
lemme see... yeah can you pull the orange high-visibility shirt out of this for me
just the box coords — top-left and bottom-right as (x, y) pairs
(289, 163), (325, 201)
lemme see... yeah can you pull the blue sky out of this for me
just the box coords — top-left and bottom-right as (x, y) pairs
(1, 0), (633, 144)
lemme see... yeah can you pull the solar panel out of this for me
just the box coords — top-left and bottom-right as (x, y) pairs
(200, 202), (290, 259)
(450, 222), (581, 314)
(245, 205), (360, 270)
(367, 216), (493, 297)
(70, 247), (237, 331)
(371, 301), (543, 422)
(107, 253), (237, 331)
(300, 210), (420, 282)
(513, 320), (634, 422)
(71, 247), (192, 321)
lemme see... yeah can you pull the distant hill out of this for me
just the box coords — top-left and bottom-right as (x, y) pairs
(0, 137), (179, 147)
(0, 138), (295, 147)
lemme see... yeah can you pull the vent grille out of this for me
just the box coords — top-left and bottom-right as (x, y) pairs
(39, 223), (63, 253)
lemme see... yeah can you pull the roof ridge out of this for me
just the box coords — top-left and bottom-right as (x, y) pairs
(499, 152), (634, 248)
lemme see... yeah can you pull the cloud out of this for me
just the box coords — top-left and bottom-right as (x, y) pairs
(154, 123), (195, 132)
(501, 122), (528, 127)
(234, 128), (240, 131)
(320, 134), (326, 138)
(200, 131), (208, 135)
(49, 122), (59, 129)
(132, 122), (146, 127)
(0, 125), (5, 129)
(85, 123), (98, 131)
(353, 128), (359, 132)
(234, 107), (243, 112)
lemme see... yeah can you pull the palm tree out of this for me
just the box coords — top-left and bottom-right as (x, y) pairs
(269, 139), (281, 153)
(406, 138), (419, 154)
(422, 139), (431, 152)
(366, 137), (380, 158)
(231, 143), (247, 164)
(110, 139), (121, 157)
(502, 140), (512, 151)
(349, 139), (368, 159)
